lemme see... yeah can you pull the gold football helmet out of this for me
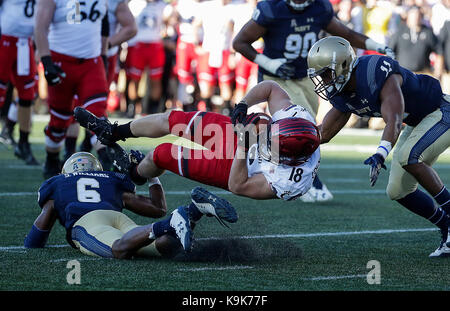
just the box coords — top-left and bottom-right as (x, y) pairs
(62, 152), (103, 174)
(307, 36), (356, 100)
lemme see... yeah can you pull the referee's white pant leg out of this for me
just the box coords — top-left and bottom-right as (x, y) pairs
(71, 210), (138, 258)
(263, 75), (319, 119)
(387, 107), (450, 200)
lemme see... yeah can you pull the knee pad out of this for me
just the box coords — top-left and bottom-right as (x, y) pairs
(44, 125), (67, 148)
(18, 99), (33, 107)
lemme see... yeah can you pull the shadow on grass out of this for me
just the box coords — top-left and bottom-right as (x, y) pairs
(172, 238), (303, 264)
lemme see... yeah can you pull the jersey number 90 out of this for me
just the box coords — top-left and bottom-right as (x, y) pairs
(284, 32), (316, 59)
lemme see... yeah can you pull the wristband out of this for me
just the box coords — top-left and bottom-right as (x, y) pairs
(254, 54), (278, 74)
(376, 140), (392, 159)
(24, 224), (50, 248)
(148, 177), (161, 188)
(365, 38), (385, 53)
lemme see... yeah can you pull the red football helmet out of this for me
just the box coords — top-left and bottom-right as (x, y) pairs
(260, 117), (320, 166)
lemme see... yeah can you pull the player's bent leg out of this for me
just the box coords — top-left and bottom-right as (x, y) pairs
(137, 149), (165, 179)
(71, 210), (129, 258)
(111, 223), (154, 259)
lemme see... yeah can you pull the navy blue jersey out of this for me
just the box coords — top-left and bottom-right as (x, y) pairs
(38, 171), (136, 230)
(330, 55), (444, 126)
(253, 0), (334, 79)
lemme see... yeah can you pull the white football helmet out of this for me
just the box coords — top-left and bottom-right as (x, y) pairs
(307, 36), (357, 100)
(62, 152), (103, 174)
(284, 0), (315, 11)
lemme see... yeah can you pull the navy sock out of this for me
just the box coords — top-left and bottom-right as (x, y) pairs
(397, 189), (448, 229)
(313, 175), (323, 190)
(114, 122), (135, 142)
(188, 202), (203, 222)
(152, 216), (174, 238)
(434, 186), (450, 213)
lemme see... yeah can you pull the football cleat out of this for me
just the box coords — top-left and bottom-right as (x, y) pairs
(73, 107), (118, 146)
(429, 219), (450, 258)
(190, 187), (238, 228)
(300, 185), (334, 203)
(0, 126), (17, 149)
(14, 142), (39, 165)
(170, 206), (193, 252)
(299, 188), (316, 203)
(315, 184), (334, 202)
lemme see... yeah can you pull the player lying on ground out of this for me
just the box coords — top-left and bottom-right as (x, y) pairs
(24, 152), (238, 258)
(74, 80), (321, 201)
(307, 36), (450, 257)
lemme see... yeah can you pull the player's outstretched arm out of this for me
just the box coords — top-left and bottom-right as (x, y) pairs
(24, 200), (57, 248)
(122, 179), (167, 218)
(228, 146), (277, 200)
(232, 81), (292, 125)
(318, 107), (351, 144)
(326, 17), (395, 58)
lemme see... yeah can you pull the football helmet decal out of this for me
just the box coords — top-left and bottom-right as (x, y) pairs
(307, 36), (356, 100)
(62, 152), (103, 174)
(260, 117), (320, 166)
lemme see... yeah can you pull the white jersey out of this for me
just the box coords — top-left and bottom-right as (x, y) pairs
(176, 0), (200, 44)
(48, 0), (107, 59)
(1, 0), (36, 38)
(197, 0), (233, 52)
(134, 0), (166, 43)
(246, 105), (320, 201)
(106, 0), (124, 57)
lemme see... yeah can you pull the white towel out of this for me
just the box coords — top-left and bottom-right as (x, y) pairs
(16, 38), (30, 76)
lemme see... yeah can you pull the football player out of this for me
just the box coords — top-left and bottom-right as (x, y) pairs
(192, 0), (235, 113)
(24, 151), (238, 258)
(0, 0), (39, 165)
(127, 0), (170, 115)
(74, 80), (321, 201)
(74, 0), (138, 160)
(35, 0), (111, 179)
(307, 36), (450, 257)
(232, 0), (395, 202)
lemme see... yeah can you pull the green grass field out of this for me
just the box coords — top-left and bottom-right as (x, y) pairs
(1, 118), (449, 292)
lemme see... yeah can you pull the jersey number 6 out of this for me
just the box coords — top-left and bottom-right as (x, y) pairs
(77, 178), (101, 203)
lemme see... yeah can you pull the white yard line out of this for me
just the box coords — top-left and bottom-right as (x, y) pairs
(302, 274), (368, 281)
(0, 227), (436, 252)
(177, 265), (253, 272)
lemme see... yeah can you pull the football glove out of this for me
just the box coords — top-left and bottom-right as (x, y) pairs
(41, 55), (66, 86)
(254, 54), (296, 80)
(230, 101), (248, 126)
(364, 153), (387, 187)
(383, 47), (396, 59)
(275, 60), (296, 80)
(234, 123), (257, 152)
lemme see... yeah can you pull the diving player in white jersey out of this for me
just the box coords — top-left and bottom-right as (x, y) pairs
(74, 80), (321, 201)
(0, 0), (39, 165)
(35, 0), (111, 179)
